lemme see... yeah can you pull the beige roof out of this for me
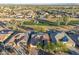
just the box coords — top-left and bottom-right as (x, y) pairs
(0, 34), (11, 42)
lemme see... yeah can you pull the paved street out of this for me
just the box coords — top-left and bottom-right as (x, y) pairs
(68, 47), (79, 55)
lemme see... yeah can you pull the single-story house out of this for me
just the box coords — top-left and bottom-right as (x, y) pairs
(29, 32), (50, 48)
(47, 30), (75, 48)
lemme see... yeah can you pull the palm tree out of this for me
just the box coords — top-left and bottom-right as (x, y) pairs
(63, 15), (70, 25)
(57, 15), (63, 26)
(57, 17), (61, 26)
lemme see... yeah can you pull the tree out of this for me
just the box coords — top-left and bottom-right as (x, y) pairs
(57, 16), (63, 26)
(55, 42), (69, 53)
(63, 15), (70, 25)
(36, 42), (69, 54)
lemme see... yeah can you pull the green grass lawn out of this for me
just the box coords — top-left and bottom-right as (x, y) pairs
(23, 20), (79, 26)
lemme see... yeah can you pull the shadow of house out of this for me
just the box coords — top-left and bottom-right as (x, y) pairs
(47, 30), (59, 43)
(66, 31), (79, 47)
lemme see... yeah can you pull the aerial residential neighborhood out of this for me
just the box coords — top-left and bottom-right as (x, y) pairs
(0, 4), (79, 55)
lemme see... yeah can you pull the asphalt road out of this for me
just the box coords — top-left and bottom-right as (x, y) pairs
(68, 47), (79, 55)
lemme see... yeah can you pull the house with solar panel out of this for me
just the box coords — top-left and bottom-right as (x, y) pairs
(47, 30), (75, 48)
